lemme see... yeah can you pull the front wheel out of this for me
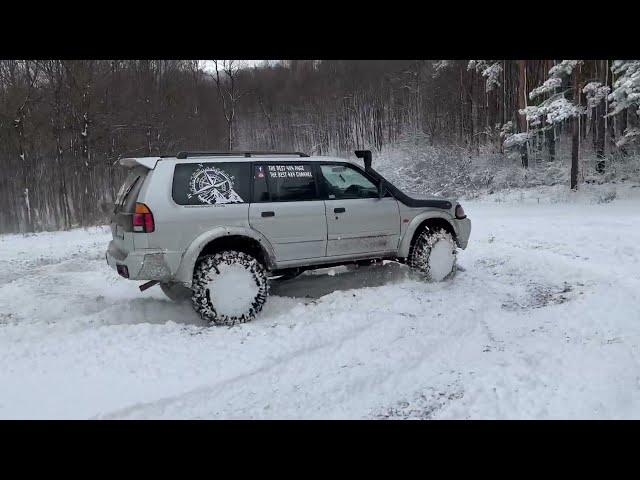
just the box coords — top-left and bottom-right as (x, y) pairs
(191, 251), (268, 326)
(408, 228), (457, 282)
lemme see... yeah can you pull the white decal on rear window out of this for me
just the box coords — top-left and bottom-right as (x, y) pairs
(267, 164), (313, 178)
(188, 165), (244, 204)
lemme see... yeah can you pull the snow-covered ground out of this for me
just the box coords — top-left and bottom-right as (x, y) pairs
(1, 183), (640, 419)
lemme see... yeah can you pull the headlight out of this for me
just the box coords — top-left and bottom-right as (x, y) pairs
(455, 204), (466, 219)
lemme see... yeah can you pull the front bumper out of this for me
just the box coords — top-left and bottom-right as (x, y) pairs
(106, 241), (174, 281)
(453, 217), (471, 249)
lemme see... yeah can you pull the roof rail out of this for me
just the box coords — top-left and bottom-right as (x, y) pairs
(175, 151), (310, 159)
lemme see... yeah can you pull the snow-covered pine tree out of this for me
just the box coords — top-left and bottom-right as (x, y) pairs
(608, 60), (640, 147)
(583, 67), (611, 173)
(467, 60), (503, 93)
(518, 60), (585, 189)
(467, 60), (504, 151)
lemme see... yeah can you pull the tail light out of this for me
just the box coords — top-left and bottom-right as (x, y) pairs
(455, 204), (466, 219)
(133, 203), (155, 232)
(116, 264), (129, 278)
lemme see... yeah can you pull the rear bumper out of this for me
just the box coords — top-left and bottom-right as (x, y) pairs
(106, 240), (175, 281)
(453, 217), (471, 249)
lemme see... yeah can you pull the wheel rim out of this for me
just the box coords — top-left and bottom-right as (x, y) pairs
(206, 263), (260, 317)
(428, 238), (456, 281)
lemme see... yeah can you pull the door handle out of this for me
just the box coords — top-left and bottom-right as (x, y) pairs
(261, 211), (275, 217)
(334, 207), (346, 213)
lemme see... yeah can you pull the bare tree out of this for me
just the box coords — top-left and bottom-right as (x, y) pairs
(0, 59), (636, 234)
(212, 60), (243, 150)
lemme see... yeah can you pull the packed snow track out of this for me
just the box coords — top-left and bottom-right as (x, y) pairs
(2, 185), (640, 419)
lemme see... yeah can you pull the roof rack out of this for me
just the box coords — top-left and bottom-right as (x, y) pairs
(175, 151), (309, 159)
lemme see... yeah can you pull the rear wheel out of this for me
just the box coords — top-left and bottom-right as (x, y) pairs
(408, 228), (457, 281)
(191, 250), (268, 326)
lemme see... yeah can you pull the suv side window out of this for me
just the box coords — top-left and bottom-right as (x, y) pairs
(253, 163), (317, 202)
(172, 162), (250, 205)
(318, 164), (380, 200)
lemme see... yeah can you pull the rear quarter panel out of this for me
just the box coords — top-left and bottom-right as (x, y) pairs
(137, 161), (251, 253)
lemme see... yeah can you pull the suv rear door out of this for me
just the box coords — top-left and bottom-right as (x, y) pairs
(249, 162), (327, 262)
(318, 162), (401, 257)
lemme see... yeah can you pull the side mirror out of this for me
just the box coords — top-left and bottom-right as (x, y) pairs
(378, 179), (386, 198)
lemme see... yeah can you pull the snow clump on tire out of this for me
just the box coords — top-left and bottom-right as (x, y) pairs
(408, 228), (457, 282)
(191, 250), (268, 326)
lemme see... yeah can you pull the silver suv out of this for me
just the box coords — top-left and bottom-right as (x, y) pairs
(106, 150), (471, 325)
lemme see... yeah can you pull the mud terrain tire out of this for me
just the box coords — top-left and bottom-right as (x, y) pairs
(408, 228), (457, 282)
(192, 251), (268, 326)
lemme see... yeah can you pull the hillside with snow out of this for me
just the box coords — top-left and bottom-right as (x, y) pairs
(2, 182), (640, 419)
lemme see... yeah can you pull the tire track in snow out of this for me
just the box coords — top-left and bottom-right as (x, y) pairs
(95, 282), (480, 419)
(95, 310), (402, 419)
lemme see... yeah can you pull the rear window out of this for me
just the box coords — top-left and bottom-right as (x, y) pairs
(114, 167), (148, 213)
(172, 162), (250, 205)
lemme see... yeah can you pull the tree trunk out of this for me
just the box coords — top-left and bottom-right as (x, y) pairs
(546, 126), (556, 162)
(459, 64), (464, 143)
(570, 64), (581, 191)
(618, 110), (628, 155)
(595, 98), (606, 173)
(15, 110), (34, 232)
(517, 60), (528, 168)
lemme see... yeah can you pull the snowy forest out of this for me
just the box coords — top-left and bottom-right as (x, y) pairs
(0, 59), (639, 234)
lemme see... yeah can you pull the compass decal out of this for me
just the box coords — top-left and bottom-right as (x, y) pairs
(187, 164), (244, 204)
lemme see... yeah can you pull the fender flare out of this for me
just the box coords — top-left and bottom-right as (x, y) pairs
(397, 212), (459, 258)
(173, 226), (277, 286)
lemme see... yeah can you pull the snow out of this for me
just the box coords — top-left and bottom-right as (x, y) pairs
(608, 60), (640, 146)
(529, 77), (562, 100)
(529, 60), (582, 102)
(548, 60), (582, 80)
(609, 60), (640, 116)
(432, 60), (452, 77)
(583, 81), (610, 110)
(503, 132), (532, 148)
(207, 262), (260, 317)
(468, 60), (502, 93)
(520, 97), (583, 128)
(2, 183), (640, 419)
(427, 237), (456, 282)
